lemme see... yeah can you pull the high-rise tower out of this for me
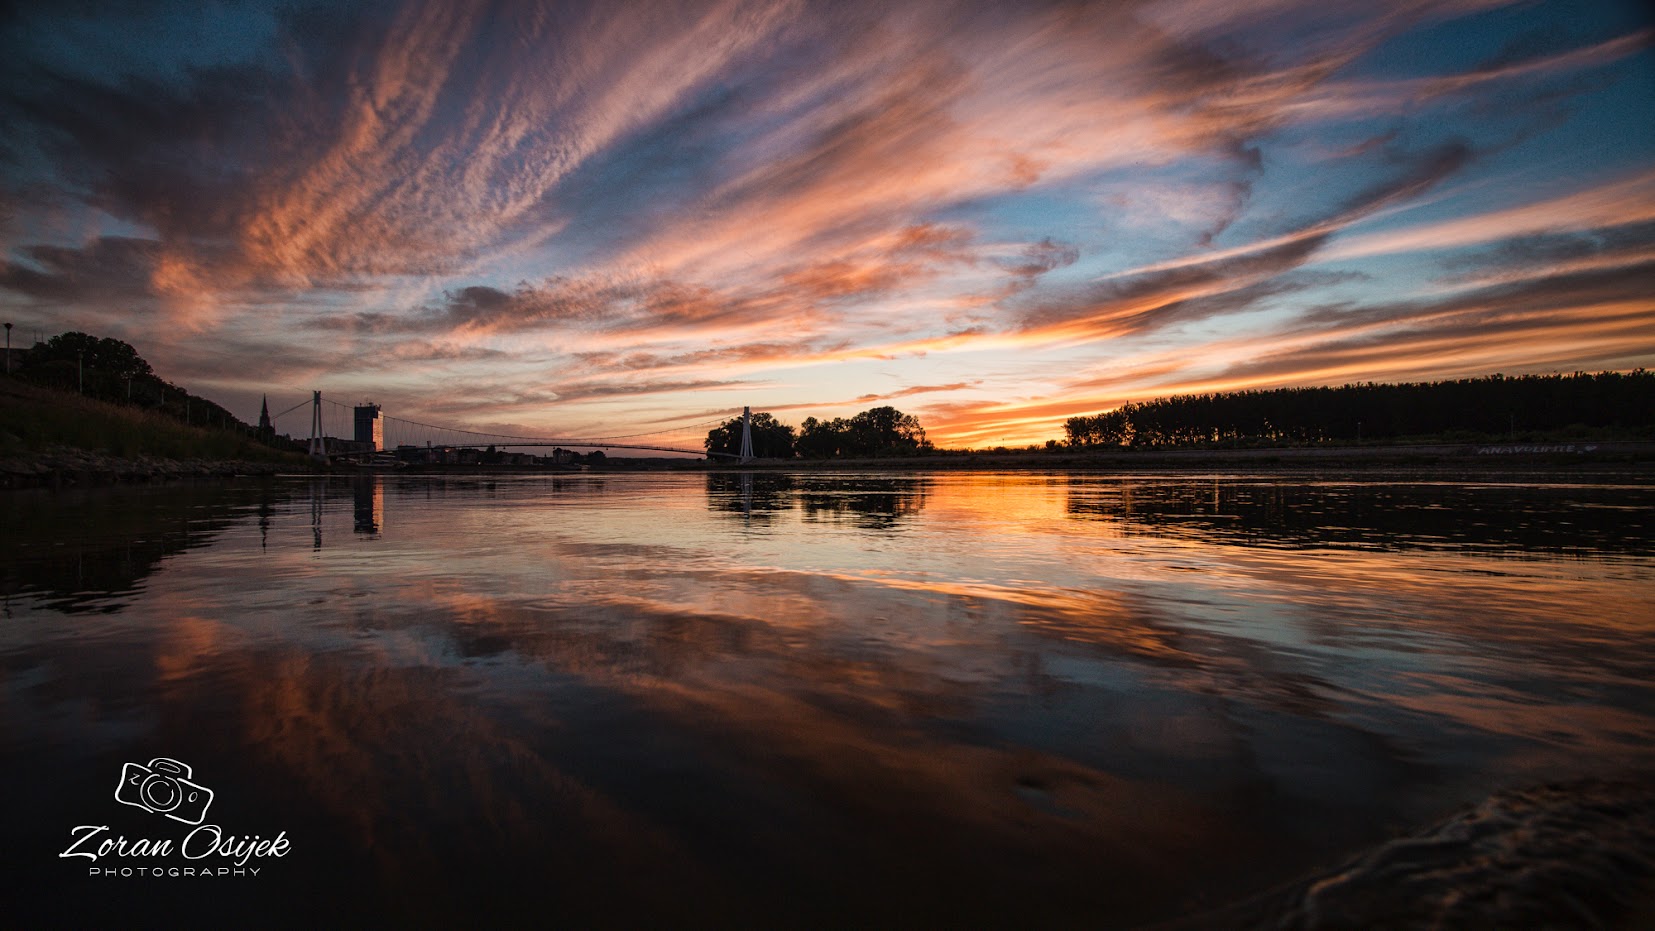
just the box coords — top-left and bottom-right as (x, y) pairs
(354, 403), (383, 452)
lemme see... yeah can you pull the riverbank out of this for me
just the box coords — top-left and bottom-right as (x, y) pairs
(0, 447), (298, 488)
(712, 439), (1655, 473)
(365, 439), (1655, 474)
(7, 440), (1651, 488)
(0, 376), (305, 471)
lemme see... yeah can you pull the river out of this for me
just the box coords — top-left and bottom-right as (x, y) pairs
(4, 470), (1652, 926)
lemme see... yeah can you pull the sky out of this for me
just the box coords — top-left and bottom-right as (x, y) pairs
(1, 0), (1652, 449)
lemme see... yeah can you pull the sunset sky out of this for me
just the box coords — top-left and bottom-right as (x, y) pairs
(2, 0), (1652, 448)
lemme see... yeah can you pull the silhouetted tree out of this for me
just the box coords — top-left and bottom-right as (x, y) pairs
(1063, 372), (1654, 448)
(797, 416), (848, 458)
(1065, 409), (1130, 447)
(30, 332), (153, 381)
(796, 406), (931, 458)
(846, 405), (929, 456)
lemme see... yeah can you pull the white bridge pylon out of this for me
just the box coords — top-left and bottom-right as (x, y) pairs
(308, 390), (326, 460)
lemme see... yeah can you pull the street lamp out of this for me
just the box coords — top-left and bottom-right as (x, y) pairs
(3, 322), (10, 374)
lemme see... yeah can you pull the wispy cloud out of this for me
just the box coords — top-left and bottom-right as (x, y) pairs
(1, 0), (1651, 445)
(1323, 168), (1655, 261)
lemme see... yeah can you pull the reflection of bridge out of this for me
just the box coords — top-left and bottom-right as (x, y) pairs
(268, 392), (751, 461)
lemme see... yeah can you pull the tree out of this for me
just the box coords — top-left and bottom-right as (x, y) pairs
(705, 412), (796, 458)
(845, 405), (929, 456)
(31, 332), (153, 380)
(797, 416), (848, 458)
(1065, 410), (1129, 447)
(1058, 371), (1655, 449)
(23, 332), (159, 401)
(796, 407), (931, 458)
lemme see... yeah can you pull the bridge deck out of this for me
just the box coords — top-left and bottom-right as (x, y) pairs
(329, 441), (734, 458)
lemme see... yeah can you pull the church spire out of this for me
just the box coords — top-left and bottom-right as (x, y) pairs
(258, 394), (272, 434)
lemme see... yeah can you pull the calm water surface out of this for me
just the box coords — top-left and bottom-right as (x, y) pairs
(4, 471), (1652, 926)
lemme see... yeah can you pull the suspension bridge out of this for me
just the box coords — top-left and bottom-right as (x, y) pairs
(265, 392), (755, 462)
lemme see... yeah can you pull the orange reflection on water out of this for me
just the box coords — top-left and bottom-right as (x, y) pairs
(5, 472), (1652, 925)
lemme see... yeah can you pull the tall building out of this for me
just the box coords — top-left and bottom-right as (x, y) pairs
(354, 403), (383, 452)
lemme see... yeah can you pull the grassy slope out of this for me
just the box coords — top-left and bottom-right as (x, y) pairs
(0, 376), (308, 464)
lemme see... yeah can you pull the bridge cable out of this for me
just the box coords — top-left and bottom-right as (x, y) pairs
(269, 399), (311, 419)
(315, 397), (737, 444)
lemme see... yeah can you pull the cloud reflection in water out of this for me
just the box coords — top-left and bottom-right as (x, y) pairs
(2, 472), (1651, 925)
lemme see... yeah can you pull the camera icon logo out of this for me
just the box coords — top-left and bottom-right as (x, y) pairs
(114, 758), (215, 825)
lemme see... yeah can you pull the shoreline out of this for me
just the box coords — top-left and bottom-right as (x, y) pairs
(715, 439), (1655, 473)
(0, 448), (296, 489)
(3, 439), (1650, 489)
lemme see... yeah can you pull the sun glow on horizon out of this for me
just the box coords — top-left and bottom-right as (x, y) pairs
(1, 1), (1651, 447)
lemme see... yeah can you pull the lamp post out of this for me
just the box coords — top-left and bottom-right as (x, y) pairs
(3, 322), (10, 374)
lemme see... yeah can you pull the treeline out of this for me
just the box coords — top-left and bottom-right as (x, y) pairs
(9, 331), (253, 434)
(1065, 371), (1654, 448)
(705, 405), (932, 459)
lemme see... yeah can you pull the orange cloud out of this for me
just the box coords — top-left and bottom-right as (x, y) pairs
(1324, 169), (1655, 261)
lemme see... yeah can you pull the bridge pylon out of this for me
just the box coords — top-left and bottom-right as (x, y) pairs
(739, 406), (754, 463)
(308, 390), (326, 460)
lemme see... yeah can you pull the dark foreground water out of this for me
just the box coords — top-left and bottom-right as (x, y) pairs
(3, 471), (1652, 927)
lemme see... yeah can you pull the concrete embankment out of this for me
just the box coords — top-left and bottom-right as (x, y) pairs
(0, 448), (299, 488)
